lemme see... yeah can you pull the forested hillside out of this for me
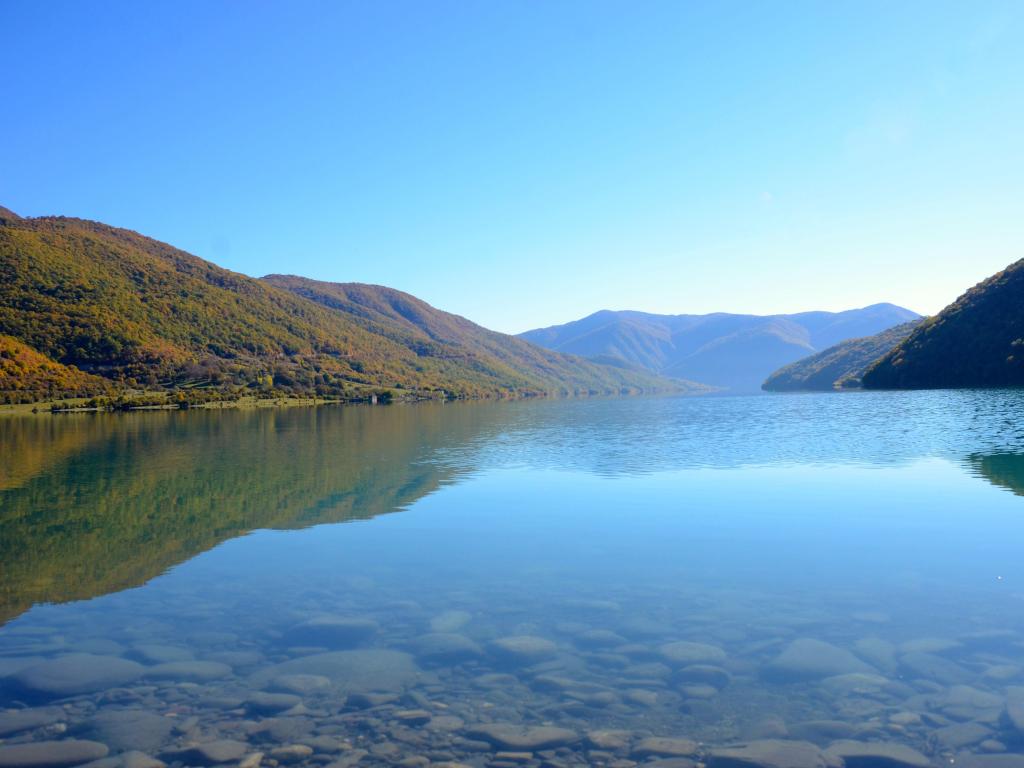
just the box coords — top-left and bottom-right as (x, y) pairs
(0, 208), (683, 402)
(762, 321), (923, 392)
(863, 259), (1024, 389)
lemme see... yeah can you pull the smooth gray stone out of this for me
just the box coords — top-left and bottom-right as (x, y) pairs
(120, 753), (166, 768)
(0, 707), (64, 737)
(659, 641), (727, 666)
(10, 655), (144, 700)
(142, 661), (231, 682)
(162, 740), (247, 766)
(410, 633), (483, 663)
(245, 691), (302, 714)
(282, 616), (378, 648)
(767, 639), (874, 681)
(823, 740), (931, 768)
(0, 740), (110, 768)
(934, 722), (992, 749)
(788, 721), (857, 745)
(708, 739), (840, 768)
(1005, 686), (1024, 733)
(955, 757), (1024, 768)
(488, 635), (558, 663)
(465, 723), (578, 750)
(79, 709), (174, 753)
(632, 737), (699, 757)
(898, 652), (970, 685)
(128, 645), (194, 665)
(677, 664), (732, 688)
(249, 650), (418, 694)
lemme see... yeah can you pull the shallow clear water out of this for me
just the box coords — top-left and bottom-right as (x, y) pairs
(3, 392), (1024, 768)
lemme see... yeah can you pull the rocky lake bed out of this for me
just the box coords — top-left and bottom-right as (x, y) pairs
(3, 579), (1024, 768)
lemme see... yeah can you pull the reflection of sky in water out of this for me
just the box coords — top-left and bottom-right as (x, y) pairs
(5, 392), (1024, 760)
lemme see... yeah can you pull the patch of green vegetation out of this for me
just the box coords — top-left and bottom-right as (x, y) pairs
(762, 321), (923, 392)
(863, 259), (1024, 389)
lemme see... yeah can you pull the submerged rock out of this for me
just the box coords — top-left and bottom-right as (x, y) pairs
(249, 649), (418, 694)
(430, 610), (472, 633)
(143, 661), (231, 682)
(489, 635), (558, 664)
(708, 740), (838, 768)
(955, 757), (1024, 768)
(121, 752), (167, 768)
(934, 722), (992, 750)
(8, 654), (144, 700)
(267, 673), (331, 695)
(129, 644), (195, 664)
(766, 639), (874, 681)
(823, 740), (931, 768)
(0, 707), (64, 737)
(411, 633), (483, 663)
(658, 641), (727, 666)
(246, 691), (302, 714)
(162, 740), (248, 766)
(788, 721), (857, 745)
(898, 652), (970, 685)
(282, 616), (379, 648)
(79, 708), (174, 753)
(0, 739), (109, 768)
(898, 638), (962, 655)
(586, 730), (632, 750)
(1005, 686), (1024, 734)
(853, 638), (898, 673)
(678, 664), (732, 688)
(632, 737), (699, 757)
(465, 723), (578, 750)
(574, 629), (628, 649)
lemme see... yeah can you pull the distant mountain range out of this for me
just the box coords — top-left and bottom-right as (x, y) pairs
(762, 321), (924, 392)
(0, 206), (691, 403)
(520, 304), (920, 393)
(862, 258), (1024, 389)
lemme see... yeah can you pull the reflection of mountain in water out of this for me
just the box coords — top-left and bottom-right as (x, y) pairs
(6, 391), (1024, 626)
(0, 404), (498, 626)
(966, 453), (1024, 497)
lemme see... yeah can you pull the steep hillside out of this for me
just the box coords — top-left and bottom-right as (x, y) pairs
(0, 334), (111, 403)
(763, 321), (924, 392)
(521, 304), (919, 392)
(863, 259), (1024, 390)
(0, 209), (681, 399)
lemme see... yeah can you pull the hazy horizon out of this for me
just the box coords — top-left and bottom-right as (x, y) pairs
(3, 1), (1021, 334)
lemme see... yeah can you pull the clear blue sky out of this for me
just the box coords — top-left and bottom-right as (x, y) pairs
(3, 1), (1022, 333)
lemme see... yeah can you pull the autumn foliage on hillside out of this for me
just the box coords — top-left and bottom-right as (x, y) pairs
(0, 211), (678, 402)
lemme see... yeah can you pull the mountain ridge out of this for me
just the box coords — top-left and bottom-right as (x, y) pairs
(521, 303), (920, 392)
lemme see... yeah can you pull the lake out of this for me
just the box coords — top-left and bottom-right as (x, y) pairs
(2, 392), (1024, 768)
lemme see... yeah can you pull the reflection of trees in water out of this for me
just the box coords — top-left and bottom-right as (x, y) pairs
(966, 453), (1024, 497)
(0, 404), (498, 626)
(5, 391), (1024, 627)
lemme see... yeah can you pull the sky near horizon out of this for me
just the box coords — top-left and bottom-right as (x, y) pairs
(3, 2), (1023, 334)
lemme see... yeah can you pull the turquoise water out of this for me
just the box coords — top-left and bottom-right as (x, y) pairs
(2, 392), (1024, 767)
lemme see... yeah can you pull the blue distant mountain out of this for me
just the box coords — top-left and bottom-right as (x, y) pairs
(520, 304), (921, 393)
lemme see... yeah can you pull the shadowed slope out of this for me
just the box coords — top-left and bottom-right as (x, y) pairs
(863, 259), (1024, 389)
(763, 321), (924, 392)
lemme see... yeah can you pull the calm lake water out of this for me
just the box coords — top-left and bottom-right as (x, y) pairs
(3, 392), (1024, 768)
